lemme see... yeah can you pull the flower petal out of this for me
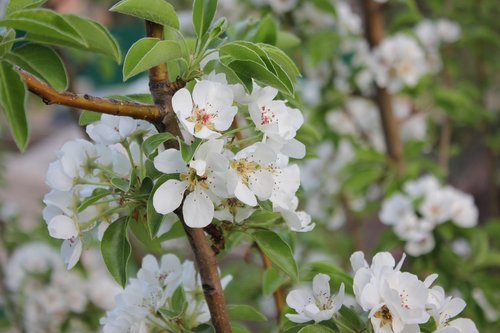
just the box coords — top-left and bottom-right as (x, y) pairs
(183, 189), (214, 228)
(48, 215), (79, 239)
(153, 180), (187, 215)
(154, 149), (187, 174)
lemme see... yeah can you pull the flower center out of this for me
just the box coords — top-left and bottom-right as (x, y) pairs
(374, 305), (393, 327)
(180, 168), (209, 191)
(187, 104), (215, 133)
(230, 158), (260, 185)
(260, 105), (276, 125)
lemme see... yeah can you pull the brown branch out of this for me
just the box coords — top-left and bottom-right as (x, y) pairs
(361, 0), (404, 172)
(18, 69), (162, 122)
(256, 244), (284, 323)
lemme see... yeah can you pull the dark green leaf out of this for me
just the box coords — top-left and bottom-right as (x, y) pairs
(110, 0), (179, 29)
(193, 0), (218, 37)
(0, 61), (28, 151)
(79, 111), (102, 126)
(0, 29), (16, 56)
(123, 38), (182, 81)
(6, 0), (47, 16)
(252, 230), (298, 281)
(171, 286), (188, 315)
(142, 132), (176, 157)
(101, 216), (132, 287)
(0, 9), (86, 47)
(227, 304), (267, 322)
(6, 43), (68, 91)
(337, 306), (364, 332)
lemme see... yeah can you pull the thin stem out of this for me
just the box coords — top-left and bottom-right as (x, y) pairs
(18, 69), (162, 122)
(256, 244), (284, 323)
(360, 0), (404, 173)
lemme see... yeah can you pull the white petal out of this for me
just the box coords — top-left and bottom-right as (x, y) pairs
(172, 88), (194, 119)
(183, 189), (214, 228)
(153, 180), (187, 214)
(154, 149), (187, 174)
(118, 117), (136, 138)
(48, 215), (79, 239)
(61, 238), (82, 269)
(312, 274), (331, 304)
(248, 170), (274, 200)
(189, 160), (207, 177)
(281, 139), (306, 159)
(286, 288), (312, 310)
(234, 181), (257, 206)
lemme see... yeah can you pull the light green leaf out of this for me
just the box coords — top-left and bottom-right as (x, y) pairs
(259, 44), (301, 80)
(24, 14), (121, 62)
(0, 29), (16, 56)
(276, 31), (301, 49)
(219, 41), (267, 67)
(79, 111), (102, 126)
(110, 0), (179, 29)
(170, 286), (188, 315)
(0, 61), (28, 151)
(6, 0), (47, 16)
(0, 9), (86, 47)
(263, 267), (286, 296)
(123, 38), (182, 81)
(227, 304), (267, 322)
(142, 132), (176, 157)
(193, 0), (218, 37)
(252, 14), (277, 45)
(101, 216), (132, 287)
(6, 43), (68, 91)
(252, 230), (298, 281)
(311, 0), (337, 16)
(111, 177), (130, 192)
(298, 325), (336, 333)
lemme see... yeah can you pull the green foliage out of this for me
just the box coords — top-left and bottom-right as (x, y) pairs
(0, 61), (28, 151)
(252, 230), (298, 281)
(0, 29), (16, 56)
(6, 43), (68, 91)
(101, 216), (132, 287)
(110, 0), (179, 29)
(6, 0), (47, 15)
(193, 0), (218, 37)
(227, 304), (267, 322)
(78, 111), (102, 126)
(123, 38), (182, 80)
(297, 324), (336, 333)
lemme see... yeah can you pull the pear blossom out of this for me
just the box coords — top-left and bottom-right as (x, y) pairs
(86, 114), (158, 144)
(214, 197), (255, 223)
(173, 79), (237, 139)
(153, 139), (226, 227)
(286, 273), (345, 323)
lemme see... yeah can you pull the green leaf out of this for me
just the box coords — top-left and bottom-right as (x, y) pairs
(0, 61), (28, 151)
(263, 267), (286, 295)
(111, 177), (130, 192)
(252, 14), (277, 45)
(110, 0), (179, 29)
(0, 9), (86, 47)
(180, 138), (203, 163)
(142, 132), (176, 157)
(227, 304), (267, 322)
(123, 38), (182, 81)
(276, 31), (301, 49)
(297, 324), (335, 333)
(311, 0), (337, 16)
(193, 0), (218, 37)
(79, 111), (102, 126)
(171, 286), (188, 315)
(252, 230), (298, 281)
(259, 44), (301, 81)
(219, 41), (267, 67)
(0, 29), (16, 56)
(337, 306), (364, 332)
(6, 43), (68, 91)
(78, 188), (113, 213)
(101, 217), (132, 287)
(231, 324), (251, 333)
(6, 0), (47, 15)
(60, 15), (121, 63)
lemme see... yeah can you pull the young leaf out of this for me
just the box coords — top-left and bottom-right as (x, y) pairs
(123, 38), (181, 81)
(276, 31), (301, 49)
(192, 0), (218, 37)
(111, 177), (130, 192)
(0, 61), (29, 151)
(101, 216), (132, 287)
(252, 230), (298, 281)
(227, 304), (267, 322)
(0, 29), (16, 56)
(6, 43), (68, 91)
(219, 41), (267, 67)
(79, 111), (102, 126)
(170, 286), (188, 315)
(110, 0), (179, 29)
(6, 0), (47, 16)
(0, 9), (87, 47)
(77, 188), (113, 213)
(142, 132), (176, 157)
(259, 44), (301, 81)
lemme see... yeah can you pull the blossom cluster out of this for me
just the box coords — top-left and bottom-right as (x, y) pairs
(152, 73), (312, 231)
(100, 254), (231, 333)
(43, 115), (158, 268)
(379, 175), (478, 256)
(286, 251), (478, 333)
(5, 243), (120, 332)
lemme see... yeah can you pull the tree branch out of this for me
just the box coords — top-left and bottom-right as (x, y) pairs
(18, 69), (162, 122)
(361, 0), (404, 171)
